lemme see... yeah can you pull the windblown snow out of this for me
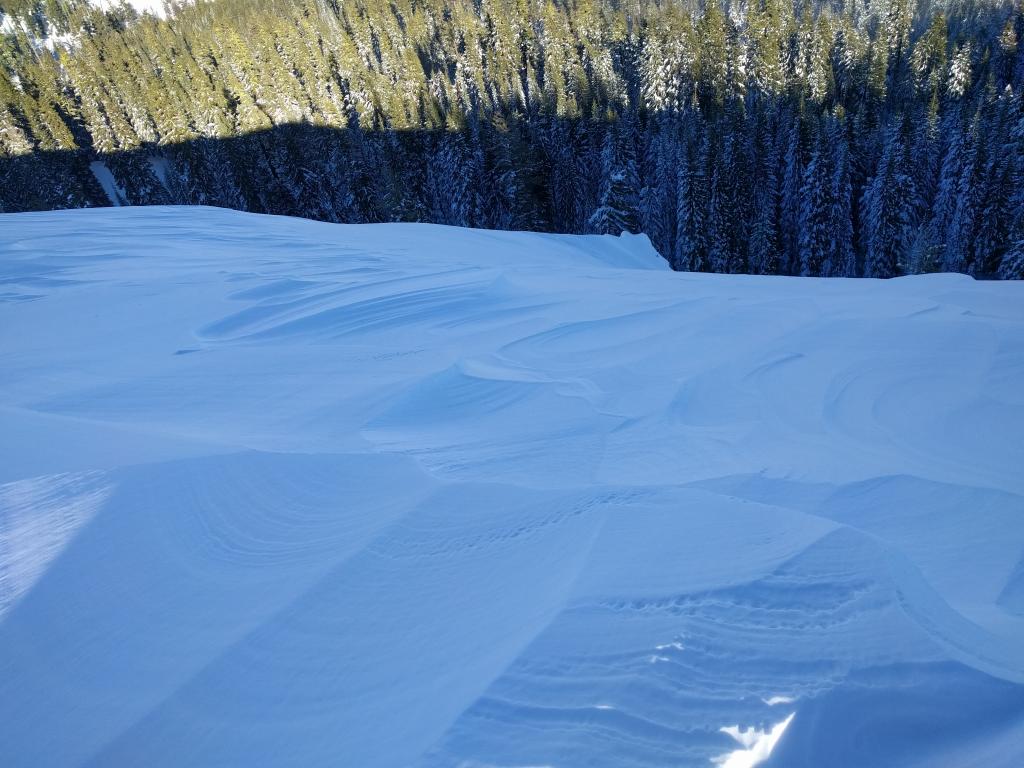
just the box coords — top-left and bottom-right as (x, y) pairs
(1, 207), (1023, 768)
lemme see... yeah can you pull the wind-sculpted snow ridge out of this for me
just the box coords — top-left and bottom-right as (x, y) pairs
(1, 207), (1023, 768)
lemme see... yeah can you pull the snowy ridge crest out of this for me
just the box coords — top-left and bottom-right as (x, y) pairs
(0, 207), (1022, 768)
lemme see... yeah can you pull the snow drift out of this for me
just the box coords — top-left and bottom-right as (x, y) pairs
(0, 207), (1022, 768)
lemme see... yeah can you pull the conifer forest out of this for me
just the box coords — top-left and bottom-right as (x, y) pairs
(2, 0), (1023, 278)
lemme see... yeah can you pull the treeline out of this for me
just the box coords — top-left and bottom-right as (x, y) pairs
(1, 0), (1023, 278)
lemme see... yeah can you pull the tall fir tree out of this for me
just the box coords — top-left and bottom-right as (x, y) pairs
(861, 125), (912, 277)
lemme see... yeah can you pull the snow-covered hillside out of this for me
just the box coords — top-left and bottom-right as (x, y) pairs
(1, 207), (1023, 768)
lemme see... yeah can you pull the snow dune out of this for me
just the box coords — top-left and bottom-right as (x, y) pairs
(1, 206), (1023, 767)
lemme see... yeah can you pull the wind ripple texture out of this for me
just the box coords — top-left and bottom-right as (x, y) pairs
(1, 207), (1023, 768)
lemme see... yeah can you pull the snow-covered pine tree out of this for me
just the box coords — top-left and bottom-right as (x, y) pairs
(589, 169), (640, 235)
(945, 116), (982, 274)
(972, 90), (1018, 275)
(588, 122), (640, 235)
(799, 122), (831, 276)
(862, 124), (912, 277)
(1001, 237), (1024, 279)
(0, 0), (1021, 277)
(427, 132), (474, 227)
(779, 115), (803, 275)
(706, 163), (732, 272)
(747, 108), (780, 275)
(999, 103), (1024, 279)
(827, 113), (856, 277)
(638, 124), (676, 259)
(675, 132), (710, 271)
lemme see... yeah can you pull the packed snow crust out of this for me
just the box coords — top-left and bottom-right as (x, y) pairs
(1, 206), (1023, 767)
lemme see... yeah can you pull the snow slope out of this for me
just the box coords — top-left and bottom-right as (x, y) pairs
(1, 206), (1023, 768)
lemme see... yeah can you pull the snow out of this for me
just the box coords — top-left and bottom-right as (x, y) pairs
(89, 0), (177, 18)
(89, 160), (128, 206)
(41, 21), (77, 51)
(714, 713), (795, 768)
(147, 155), (171, 190)
(0, 206), (1023, 767)
(0, 13), (78, 51)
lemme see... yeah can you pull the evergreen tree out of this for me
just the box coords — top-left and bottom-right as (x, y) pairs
(779, 116), (803, 275)
(588, 123), (640, 235)
(1001, 237), (1024, 279)
(799, 124), (831, 276)
(675, 133), (709, 271)
(862, 125), (912, 277)
(823, 114), (856, 277)
(0, 0), (1020, 278)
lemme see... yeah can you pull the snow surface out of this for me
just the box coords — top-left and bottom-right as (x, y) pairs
(1, 206), (1023, 767)
(89, 0), (175, 18)
(89, 161), (128, 206)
